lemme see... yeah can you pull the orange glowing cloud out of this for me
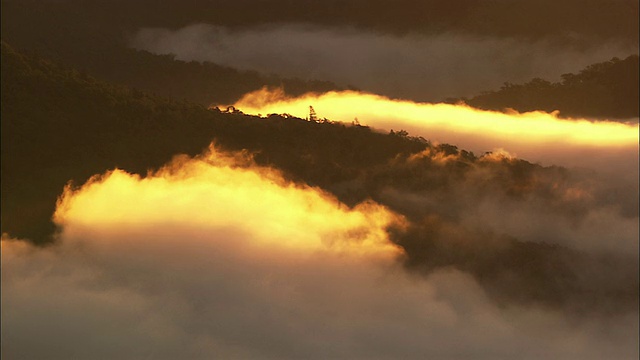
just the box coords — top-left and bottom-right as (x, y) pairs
(230, 88), (639, 171)
(54, 145), (405, 257)
(3, 147), (638, 359)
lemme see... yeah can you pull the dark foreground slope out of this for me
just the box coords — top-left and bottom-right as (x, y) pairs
(1, 42), (219, 240)
(2, 42), (637, 313)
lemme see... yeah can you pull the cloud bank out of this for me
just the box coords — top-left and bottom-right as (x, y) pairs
(232, 88), (639, 173)
(3, 147), (637, 359)
(369, 147), (639, 256)
(130, 24), (638, 101)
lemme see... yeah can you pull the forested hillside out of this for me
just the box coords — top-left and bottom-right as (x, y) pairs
(2, 42), (636, 314)
(451, 55), (639, 119)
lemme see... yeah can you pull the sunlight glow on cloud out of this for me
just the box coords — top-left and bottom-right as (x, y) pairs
(231, 88), (639, 171)
(3, 146), (637, 359)
(54, 146), (404, 257)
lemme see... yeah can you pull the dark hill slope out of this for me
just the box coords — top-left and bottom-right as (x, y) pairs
(2, 41), (223, 241)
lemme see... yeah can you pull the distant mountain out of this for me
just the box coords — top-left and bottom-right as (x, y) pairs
(449, 55), (639, 120)
(2, 42), (636, 313)
(3, 0), (638, 116)
(1, 1), (344, 106)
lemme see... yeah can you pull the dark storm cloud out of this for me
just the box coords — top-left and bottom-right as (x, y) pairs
(130, 24), (638, 101)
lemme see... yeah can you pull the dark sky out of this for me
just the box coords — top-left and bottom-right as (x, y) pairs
(3, 0), (639, 101)
(69, 0), (640, 43)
